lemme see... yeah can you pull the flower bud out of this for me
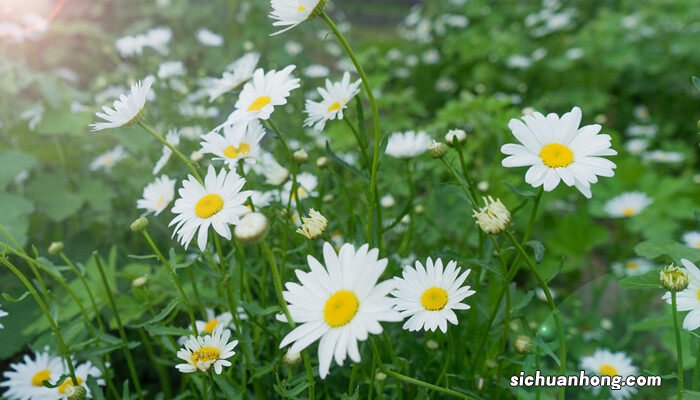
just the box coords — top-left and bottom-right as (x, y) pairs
(514, 335), (533, 354)
(283, 350), (301, 367)
(380, 195), (396, 208)
(132, 276), (148, 288)
(66, 385), (87, 400)
(472, 196), (511, 235)
(426, 339), (439, 350)
(414, 204), (425, 214)
(130, 217), (149, 233)
(190, 150), (204, 162)
(445, 129), (467, 146)
(234, 212), (269, 244)
(296, 209), (327, 240)
(427, 141), (449, 159)
(48, 242), (64, 255)
(293, 149), (308, 164)
(375, 372), (387, 381)
(316, 156), (329, 168)
(660, 265), (689, 292)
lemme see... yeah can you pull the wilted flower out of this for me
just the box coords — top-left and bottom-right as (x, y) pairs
(473, 196), (511, 235)
(296, 209), (327, 240)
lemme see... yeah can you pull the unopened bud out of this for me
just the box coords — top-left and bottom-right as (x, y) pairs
(132, 276), (148, 288)
(473, 196), (510, 235)
(283, 350), (301, 367)
(235, 212), (269, 244)
(660, 265), (689, 292)
(48, 242), (64, 255)
(66, 385), (87, 400)
(445, 129), (467, 146)
(130, 217), (149, 232)
(427, 141), (449, 159)
(293, 149), (308, 164)
(426, 339), (439, 350)
(514, 335), (532, 354)
(375, 372), (387, 381)
(296, 209), (327, 240)
(316, 156), (329, 168)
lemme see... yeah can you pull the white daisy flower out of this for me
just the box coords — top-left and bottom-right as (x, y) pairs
(195, 308), (247, 335)
(56, 360), (105, 398)
(153, 129), (180, 174)
(200, 120), (266, 168)
(603, 192), (652, 218)
(115, 35), (145, 57)
(663, 259), (700, 330)
(612, 258), (653, 277)
(89, 146), (127, 172)
(501, 106), (617, 198)
(304, 72), (362, 131)
(137, 175), (176, 216)
(580, 349), (638, 400)
(249, 190), (276, 209)
(200, 52), (260, 102)
(219, 66), (300, 127)
(303, 64), (330, 78)
(142, 27), (172, 55)
(196, 29), (223, 47)
(278, 242), (402, 378)
(269, 0), (323, 35)
(170, 166), (252, 251)
(250, 151), (289, 185)
(683, 231), (700, 249)
(157, 61), (186, 79)
(283, 172), (318, 204)
(392, 258), (474, 333)
(90, 77), (154, 132)
(385, 130), (432, 159)
(176, 324), (238, 374)
(0, 349), (65, 400)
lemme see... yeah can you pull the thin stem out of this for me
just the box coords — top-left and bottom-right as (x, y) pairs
(0, 257), (79, 384)
(694, 336), (700, 389)
(137, 121), (202, 183)
(370, 339), (474, 399)
(344, 117), (370, 169)
(504, 231), (566, 400)
(672, 292), (684, 399)
(92, 252), (145, 400)
(321, 11), (382, 246)
(142, 229), (199, 336)
(439, 158), (476, 207)
(60, 252), (105, 330)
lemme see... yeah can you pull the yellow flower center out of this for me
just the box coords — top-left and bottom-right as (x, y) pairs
(622, 208), (636, 216)
(539, 143), (574, 168)
(327, 102), (341, 113)
(58, 377), (84, 394)
(247, 96), (271, 112)
(195, 194), (224, 218)
(190, 346), (221, 366)
(695, 241), (700, 249)
(421, 287), (449, 311)
(627, 262), (639, 270)
(323, 290), (360, 327)
(297, 4), (307, 12)
(223, 143), (250, 159)
(31, 370), (51, 387)
(696, 289), (700, 301)
(203, 319), (219, 334)
(599, 364), (618, 376)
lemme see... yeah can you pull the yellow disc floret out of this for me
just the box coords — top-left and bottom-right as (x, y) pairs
(195, 194), (224, 218)
(599, 364), (618, 376)
(324, 290), (360, 327)
(31, 370), (51, 387)
(224, 143), (251, 159)
(248, 96), (271, 111)
(190, 346), (221, 366)
(421, 287), (449, 311)
(539, 143), (574, 168)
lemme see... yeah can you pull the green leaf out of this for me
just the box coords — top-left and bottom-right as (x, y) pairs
(36, 110), (92, 136)
(325, 141), (369, 182)
(128, 298), (181, 328)
(0, 150), (38, 189)
(145, 325), (193, 336)
(502, 181), (535, 198)
(618, 269), (661, 290)
(635, 240), (700, 263)
(25, 173), (84, 222)
(213, 374), (242, 399)
(525, 241), (545, 264)
(87, 375), (106, 400)
(2, 291), (30, 303)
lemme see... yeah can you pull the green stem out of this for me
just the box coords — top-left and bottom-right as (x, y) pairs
(344, 117), (370, 169)
(0, 257), (79, 385)
(439, 158), (476, 207)
(370, 339), (474, 399)
(672, 292), (684, 399)
(503, 231), (566, 400)
(60, 252), (105, 330)
(137, 121), (202, 183)
(92, 252), (145, 400)
(142, 229), (199, 336)
(321, 11), (382, 246)
(694, 336), (700, 390)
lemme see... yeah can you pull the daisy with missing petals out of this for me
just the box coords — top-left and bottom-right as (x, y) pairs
(200, 52), (260, 102)
(195, 308), (248, 335)
(90, 76), (154, 132)
(612, 258), (653, 277)
(603, 192), (652, 218)
(170, 165), (252, 251)
(385, 131), (432, 159)
(392, 258), (475, 333)
(683, 231), (700, 249)
(176, 324), (238, 374)
(137, 175), (176, 216)
(278, 242), (402, 378)
(219, 66), (300, 127)
(304, 72), (362, 131)
(55, 360), (105, 398)
(501, 107), (617, 198)
(200, 120), (266, 167)
(580, 349), (638, 400)
(269, 0), (324, 35)
(90, 146), (127, 172)
(663, 259), (700, 330)
(1, 349), (65, 399)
